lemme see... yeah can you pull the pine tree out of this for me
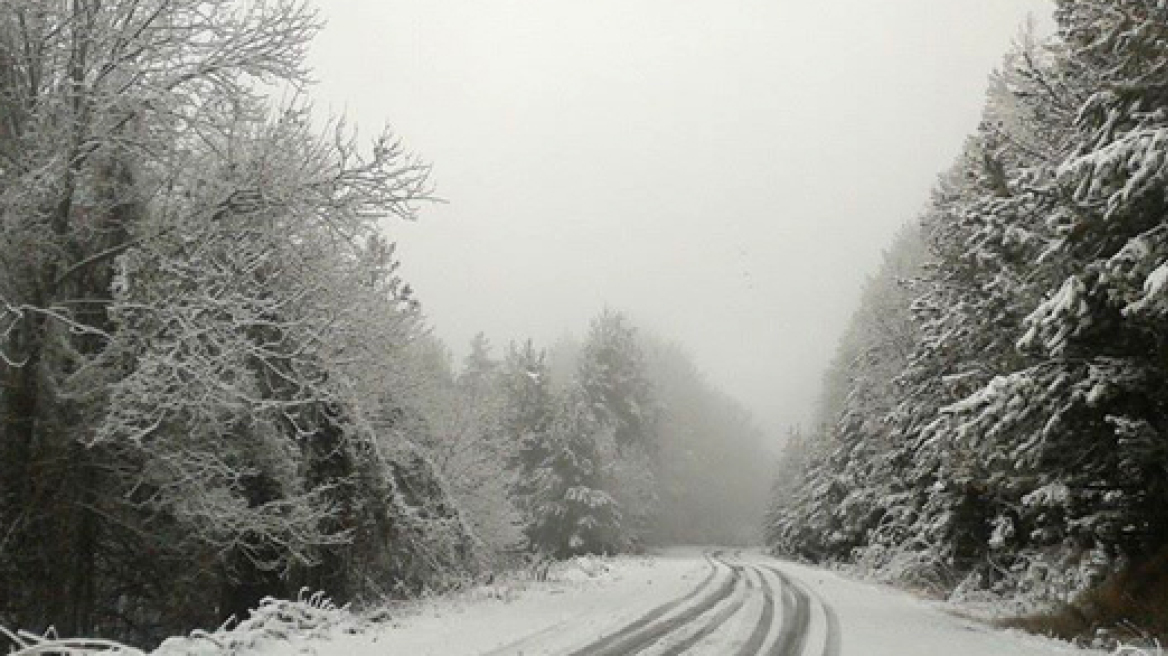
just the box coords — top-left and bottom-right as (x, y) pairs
(771, 5), (1168, 611)
(526, 385), (623, 557)
(769, 226), (926, 564)
(501, 340), (556, 517)
(577, 310), (657, 451)
(461, 332), (501, 394)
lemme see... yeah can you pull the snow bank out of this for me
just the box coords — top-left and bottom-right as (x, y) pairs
(153, 591), (359, 656)
(272, 551), (704, 656)
(1, 591), (360, 656)
(0, 626), (146, 656)
(554, 554), (614, 583)
(0, 552), (702, 656)
(770, 557), (1103, 656)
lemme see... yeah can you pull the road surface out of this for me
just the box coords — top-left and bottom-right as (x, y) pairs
(305, 549), (1098, 656)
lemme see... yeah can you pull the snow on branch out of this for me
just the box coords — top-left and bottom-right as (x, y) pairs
(0, 590), (359, 656)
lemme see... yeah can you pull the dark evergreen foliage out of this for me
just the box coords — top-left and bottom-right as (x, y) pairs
(770, 1), (1168, 621)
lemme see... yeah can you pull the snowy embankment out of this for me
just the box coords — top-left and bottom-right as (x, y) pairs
(768, 557), (1114, 656)
(1, 591), (359, 656)
(307, 551), (706, 656)
(1, 552), (705, 656)
(1, 549), (1154, 656)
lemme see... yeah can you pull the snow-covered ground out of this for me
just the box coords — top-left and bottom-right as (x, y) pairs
(5, 548), (1128, 656)
(218, 548), (1110, 656)
(767, 555), (1105, 656)
(308, 551), (708, 656)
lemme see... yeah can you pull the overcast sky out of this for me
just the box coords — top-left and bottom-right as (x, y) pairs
(306, 0), (1052, 444)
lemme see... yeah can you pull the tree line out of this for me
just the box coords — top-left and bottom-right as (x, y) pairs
(418, 316), (773, 567)
(0, 0), (772, 645)
(769, 0), (1168, 640)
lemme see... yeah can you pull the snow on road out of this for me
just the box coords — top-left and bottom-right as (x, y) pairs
(762, 555), (1102, 656)
(276, 551), (708, 656)
(252, 548), (1103, 656)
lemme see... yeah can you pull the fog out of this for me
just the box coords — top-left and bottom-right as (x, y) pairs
(306, 0), (1052, 444)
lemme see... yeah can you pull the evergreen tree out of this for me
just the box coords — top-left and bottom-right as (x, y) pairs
(460, 332), (501, 394)
(501, 340), (556, 519)
(525, 385), (623, 557)
(769, 226), (926, 564)
(771, 4), (1168, 616)
(577, 310), (657, 451)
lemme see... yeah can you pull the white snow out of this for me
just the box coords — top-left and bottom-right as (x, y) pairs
(770, 556), (1102, 656)
(250, 551), (708, 656)
(3, 548), (1131, 656)
(187, 548), (1111, 656)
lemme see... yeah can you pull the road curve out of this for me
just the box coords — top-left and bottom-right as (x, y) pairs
(361, 548), (1086, 655)
(482, 554), (723, 656)
(565, 552), (742, 656)
(765, 564), (813, 656)
(555, 551), (841, 656)
(733, 565), (776, 656)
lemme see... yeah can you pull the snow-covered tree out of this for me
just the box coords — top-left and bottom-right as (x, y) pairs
(938, 0), (1168, 593)
(769, 225), (927, 563)
(501, 339), (555, 524)
(577, 310), (657, 451)
(0, 0), (329, 636)
(0, 0), (470, 641)
(573, 311), (660, 543)
(407, 334), (523, 565)
(772, 7), (1168, 622)
(461, 332), (501, 393)
(525, 385), (623, 557)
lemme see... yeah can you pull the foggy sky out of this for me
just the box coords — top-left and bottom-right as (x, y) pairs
(307, 0), (1052, 444)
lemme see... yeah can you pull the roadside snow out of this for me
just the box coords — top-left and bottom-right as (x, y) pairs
(5, 549), (1140, 656)
(772, 558), (1106, 656)
(252, 551), (707, 656)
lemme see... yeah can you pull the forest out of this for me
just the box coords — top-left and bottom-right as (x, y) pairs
(768, 0), (1168, 643)
(10, 0), (1168, 651)
(0, 0), (773, 646)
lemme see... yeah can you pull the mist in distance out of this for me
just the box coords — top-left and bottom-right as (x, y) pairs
(306, 0), (1053, 443)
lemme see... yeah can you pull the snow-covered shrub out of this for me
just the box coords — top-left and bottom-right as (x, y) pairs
(1, 626), (145, 656)
(153, 590), (359, 656)
(553, 555), (615, 584)
(853, 544), (955, 597)
(1, 591), (362, 656)
(1009, 547), (1116, 605)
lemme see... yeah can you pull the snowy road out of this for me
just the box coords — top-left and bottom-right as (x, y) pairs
(288, 549), (1099, 656)
(548, 552), (831, 656)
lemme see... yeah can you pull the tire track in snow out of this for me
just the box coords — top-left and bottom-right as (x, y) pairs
(765, 566), (811, 656)
(669, 554), (792, 656)
(732, 564), (776, 656)
(761, 563), (842, 656)
(483, 553), (841, 656)
(803, 580), (841, 656)
(820, 597), (841, 656)
(655, 564), (751, 656)
(565, 553), (742, 656)
(482, 554), (721, 656)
